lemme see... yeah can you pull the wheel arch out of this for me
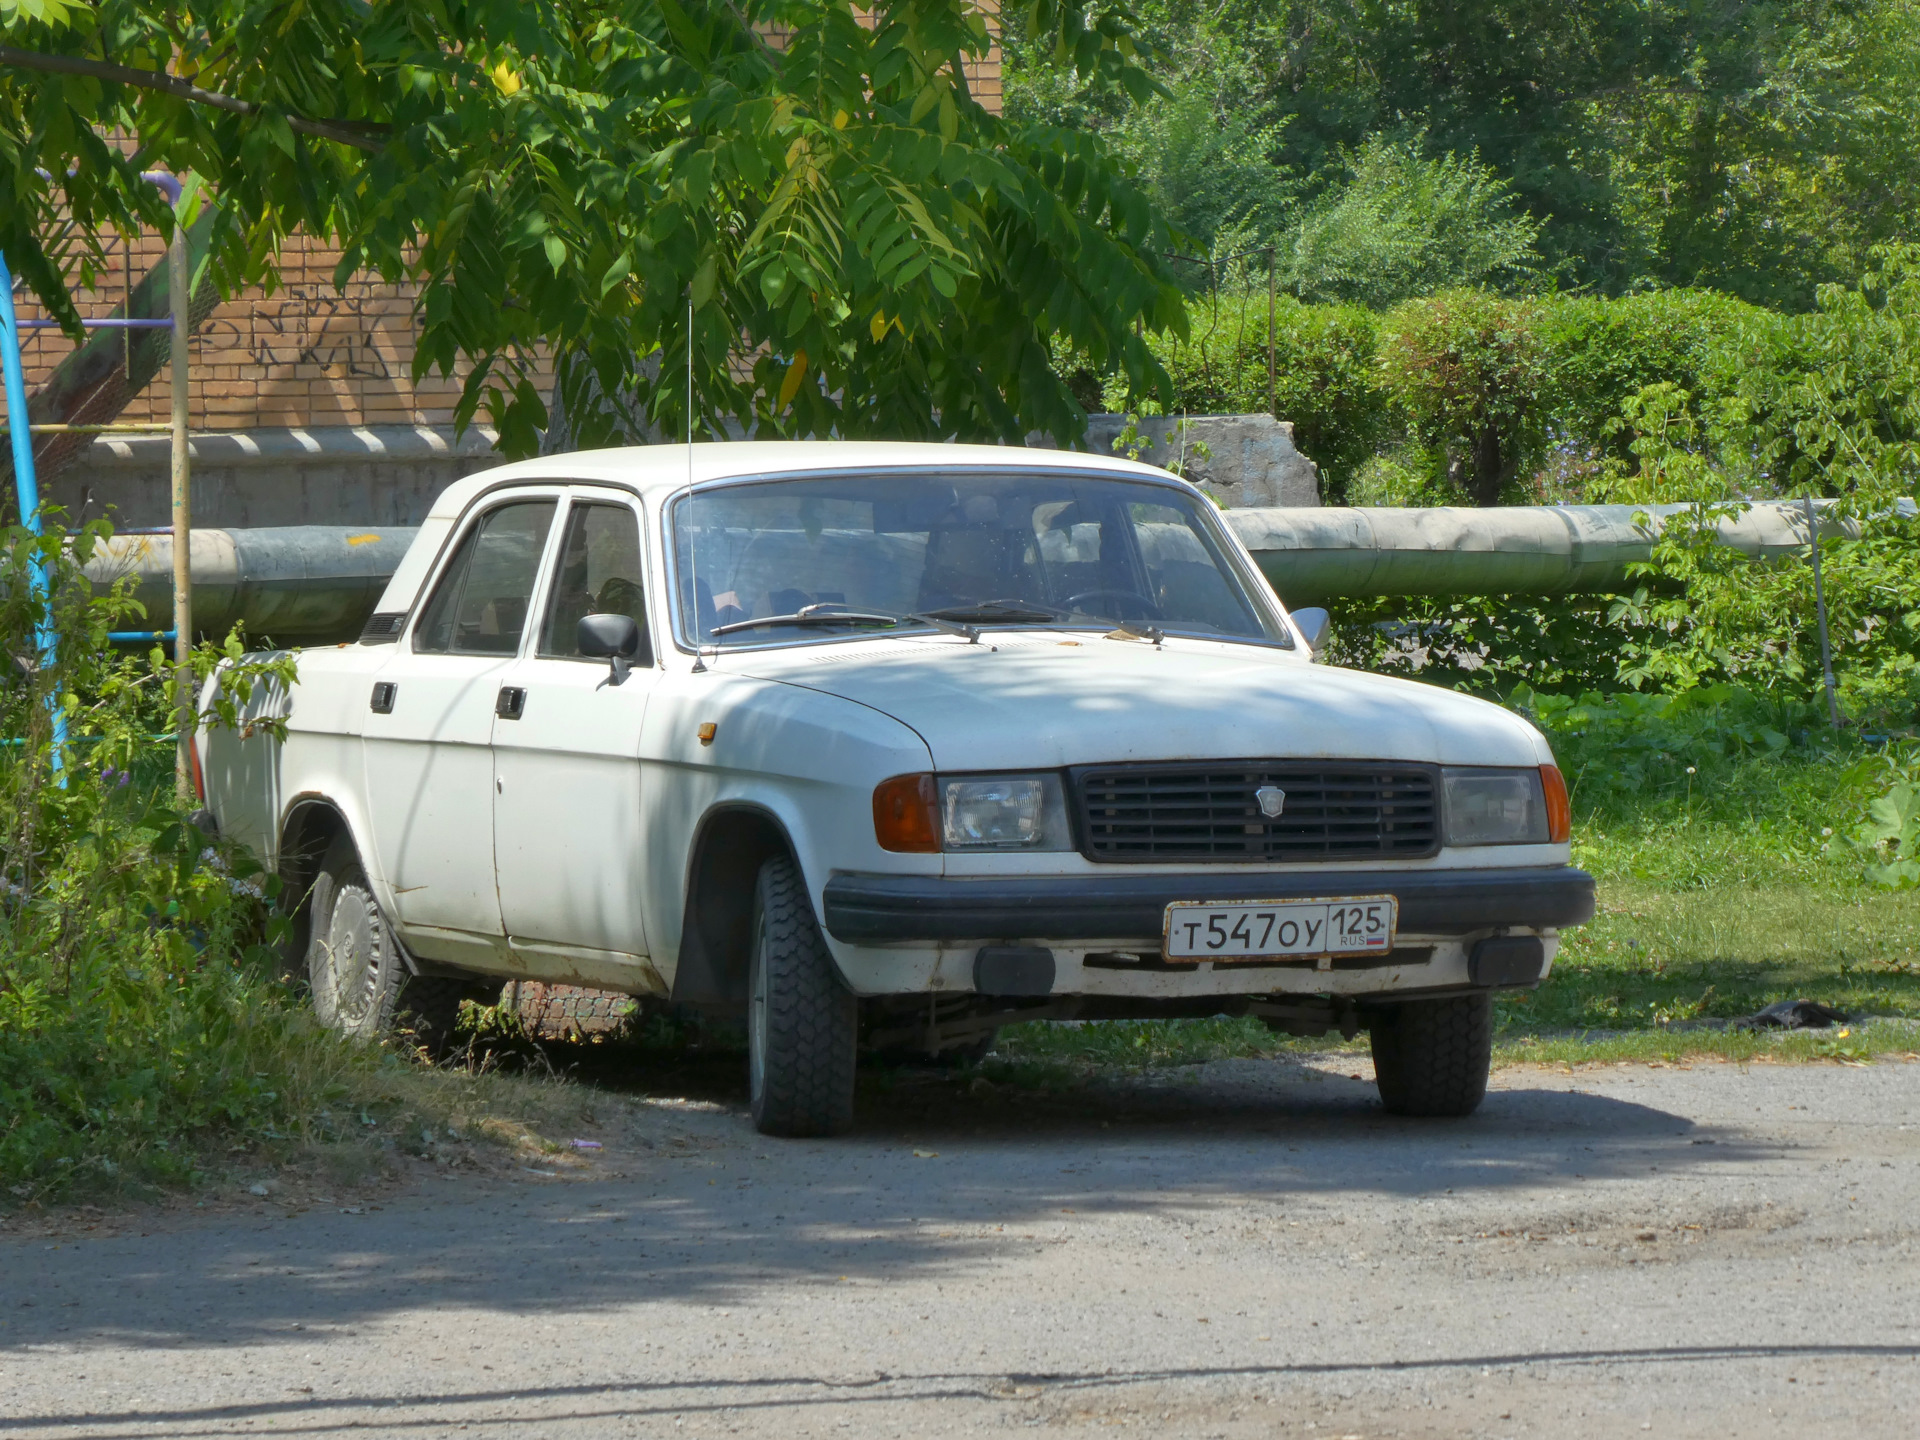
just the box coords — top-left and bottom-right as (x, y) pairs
(275, 794), (360, 979)
(671, 803), (803, 1011)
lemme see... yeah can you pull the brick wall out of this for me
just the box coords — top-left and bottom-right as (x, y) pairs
(12, 28), (1001, 435)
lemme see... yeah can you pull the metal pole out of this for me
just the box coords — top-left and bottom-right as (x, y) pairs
(0, 252), (65, 770)
(1803, 494), (1842, 728)
(169, 215), (194, 796)
(1266, 246), (1277, 419)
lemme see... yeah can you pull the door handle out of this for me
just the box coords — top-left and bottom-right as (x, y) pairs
(496, 686), (527, 720)
(370, 681), (396, 715)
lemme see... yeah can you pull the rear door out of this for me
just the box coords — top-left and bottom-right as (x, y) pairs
(489, 489), (662, 988)
(361, 494), (559, 966)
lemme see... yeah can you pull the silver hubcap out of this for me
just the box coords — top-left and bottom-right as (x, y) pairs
(317, 885), (382, 1032)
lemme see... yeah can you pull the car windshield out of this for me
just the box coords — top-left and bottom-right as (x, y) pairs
(669, 470), (1286, 647)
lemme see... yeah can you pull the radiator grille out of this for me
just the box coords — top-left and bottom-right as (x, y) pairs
(1074, 762), (1440, 863)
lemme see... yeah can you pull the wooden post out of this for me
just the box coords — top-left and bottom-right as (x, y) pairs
(170, 216), (193, 798)
(1266, 247), (1277, 418)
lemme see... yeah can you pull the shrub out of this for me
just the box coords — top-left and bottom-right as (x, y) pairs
(1377, 290), (1551, 505)
(0, 520), (312, 1199)
(1714, 246), (1920, 503)
(1101, 293), (1391, 500)
(1538, 289), (1757, 471)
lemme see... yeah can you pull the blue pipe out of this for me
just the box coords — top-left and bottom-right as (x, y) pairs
(108, 630), (177, 643)
(0, 249), (67, 771)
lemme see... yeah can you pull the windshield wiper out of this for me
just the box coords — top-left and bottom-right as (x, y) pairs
(916, 598), (1067, 625)
(710, 603), (900, 637)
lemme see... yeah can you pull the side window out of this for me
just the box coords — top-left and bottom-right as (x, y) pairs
(412, 501), (557, 655)
(539, 502), (653, 664)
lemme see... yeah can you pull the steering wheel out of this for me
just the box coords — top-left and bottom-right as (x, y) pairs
(1064, 588), (1164, 622)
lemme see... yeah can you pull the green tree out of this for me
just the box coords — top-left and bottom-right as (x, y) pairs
(1008, 0), (1920, 305)
(1, 0), (1186, 457)
(1281, 133), (1543, 307)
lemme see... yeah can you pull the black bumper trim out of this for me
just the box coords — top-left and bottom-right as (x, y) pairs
(822, 866), (1595, 945)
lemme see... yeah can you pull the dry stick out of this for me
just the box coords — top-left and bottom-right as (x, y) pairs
(0, 46), (386, 153)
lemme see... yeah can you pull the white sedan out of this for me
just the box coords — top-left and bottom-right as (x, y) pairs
(202, 442), (1593, 1134)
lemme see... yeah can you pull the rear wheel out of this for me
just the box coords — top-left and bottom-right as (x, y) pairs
(1368, 993), (1493, 1118)
(307, 834), (405, 1041)
(748, 856), (857, 1136)
(306, 832), (489, 1058)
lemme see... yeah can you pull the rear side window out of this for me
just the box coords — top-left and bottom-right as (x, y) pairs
(538, 502), (653, 665)
(412, 501), (557, 655)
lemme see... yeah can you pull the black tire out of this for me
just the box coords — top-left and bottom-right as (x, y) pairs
(1368, 993), (1493, 1118)
(748, 855), (857, 1137)
(306, 833), (405, 1041)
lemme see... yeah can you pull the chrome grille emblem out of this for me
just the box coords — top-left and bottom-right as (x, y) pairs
(1255, 785), (1287, 818)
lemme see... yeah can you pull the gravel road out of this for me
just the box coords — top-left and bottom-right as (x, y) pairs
(4, 1054), (1918, 1438)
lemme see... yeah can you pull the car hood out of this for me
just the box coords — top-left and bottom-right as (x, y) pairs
(722, 633), (1552, 770)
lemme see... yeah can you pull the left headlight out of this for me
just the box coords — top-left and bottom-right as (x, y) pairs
(1443, 765), (1570, 846)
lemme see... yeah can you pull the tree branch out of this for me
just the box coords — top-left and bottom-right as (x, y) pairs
(0, 45), (387, 153)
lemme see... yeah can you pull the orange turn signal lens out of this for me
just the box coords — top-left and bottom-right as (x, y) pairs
(873, 773), (940, 853)
(1540, 764), (1571, 843)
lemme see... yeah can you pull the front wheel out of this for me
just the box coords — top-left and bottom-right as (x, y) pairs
(1367, 993), (1493, 1118)
(748, 856), (857, 1136)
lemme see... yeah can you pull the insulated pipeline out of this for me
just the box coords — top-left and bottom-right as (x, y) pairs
(80, 499), (1911, 644)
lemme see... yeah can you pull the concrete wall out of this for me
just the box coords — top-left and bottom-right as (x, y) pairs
(57, 413), (1323, 530)
(48, 425), (508, 529)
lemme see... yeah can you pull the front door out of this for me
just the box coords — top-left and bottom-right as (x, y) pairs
(361, 495), (559, 965)
(491, 491), (661, 989)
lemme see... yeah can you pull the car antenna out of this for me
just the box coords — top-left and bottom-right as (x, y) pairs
(685, 295), (710, 674)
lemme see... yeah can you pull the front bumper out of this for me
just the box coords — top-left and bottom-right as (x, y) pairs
(821, 864), (1596, 945)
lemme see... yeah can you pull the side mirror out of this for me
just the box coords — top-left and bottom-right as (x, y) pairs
(1290, 606), (1331, 654)
(578, 612), (642, 686)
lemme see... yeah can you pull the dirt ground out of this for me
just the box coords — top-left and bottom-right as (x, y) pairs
(3, 1053), (1917, 1438)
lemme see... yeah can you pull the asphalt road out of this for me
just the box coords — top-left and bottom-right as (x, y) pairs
(4, 1054), (1918, 1438)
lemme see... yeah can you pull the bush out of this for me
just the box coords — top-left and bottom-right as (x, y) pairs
(1713, 246), (1920, 502)
(1538, 289), (1757, 472)
(1377, 290), (1551, 506)
(1101, 293), (1391, 500)
(0, 521), (315, 1199)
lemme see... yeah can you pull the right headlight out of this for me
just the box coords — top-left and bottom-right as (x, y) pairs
(872, 772), (1074, 852)
(1443, 765), (1570, 846)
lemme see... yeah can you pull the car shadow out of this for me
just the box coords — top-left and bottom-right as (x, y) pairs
(0, 1045), (1769, 1357)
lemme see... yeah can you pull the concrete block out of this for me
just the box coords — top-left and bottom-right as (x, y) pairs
(1033, 413), (1321, 508)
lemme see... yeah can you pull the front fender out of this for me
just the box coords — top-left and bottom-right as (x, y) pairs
(639, 672), (938, 989)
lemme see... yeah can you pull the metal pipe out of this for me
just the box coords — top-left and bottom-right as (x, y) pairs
(1224, 500), (1907, 604)
(0, 250), (66, 766)
(83, 526), (421, 643)
(76, 499), (1915, 647)
(1803, 495), (1842, 727)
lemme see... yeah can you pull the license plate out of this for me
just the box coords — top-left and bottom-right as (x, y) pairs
(1162, 896), (1398, 962)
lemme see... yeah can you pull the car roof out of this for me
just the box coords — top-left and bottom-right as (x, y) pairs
(421, 440), (1187, 522)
